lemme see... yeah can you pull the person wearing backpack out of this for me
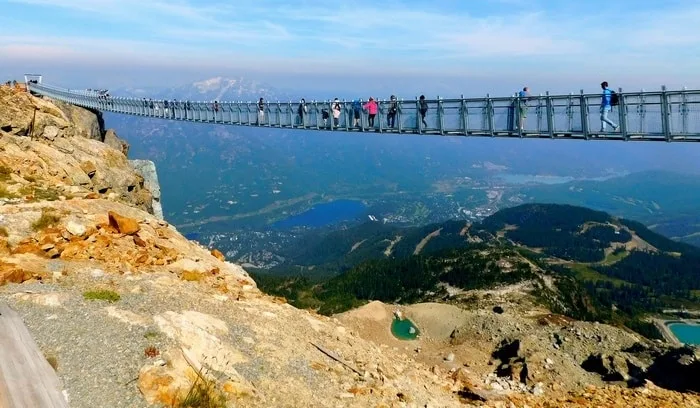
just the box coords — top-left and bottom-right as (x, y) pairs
(352, 99), (362, 127)
(387, 95), (398, 128)
(332, 98), (342, 127)
(600, 81), (618, 132)
(418, 95), (428, 128)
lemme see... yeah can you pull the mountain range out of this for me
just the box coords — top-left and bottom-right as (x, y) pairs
(113, 76), (293, 102)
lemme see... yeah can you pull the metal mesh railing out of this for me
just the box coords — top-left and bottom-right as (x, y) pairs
(26, 82), (700, 141)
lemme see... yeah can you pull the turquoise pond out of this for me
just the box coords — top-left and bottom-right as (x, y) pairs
(391, 318), (420, 340)
(668, 323), (700, 345)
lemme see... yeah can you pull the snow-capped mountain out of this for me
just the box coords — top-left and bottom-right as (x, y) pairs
(114, 77), (292, 102)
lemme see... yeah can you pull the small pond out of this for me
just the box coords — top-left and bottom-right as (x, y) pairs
(668, 322), (700, 345)
(391, 317), (420, 340)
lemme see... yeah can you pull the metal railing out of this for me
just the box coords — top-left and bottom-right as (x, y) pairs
(27, 82), (700, 142)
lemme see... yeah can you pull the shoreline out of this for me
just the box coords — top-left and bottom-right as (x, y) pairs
(654, 318), (700, 346)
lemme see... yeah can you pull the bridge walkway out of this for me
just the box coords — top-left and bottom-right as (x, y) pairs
(26, 82), (700, 142)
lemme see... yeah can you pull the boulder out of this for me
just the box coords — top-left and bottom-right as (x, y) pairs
(0, 262), (41, 286)
(66, 220), (87, 237)
(103, 129), (129, 156)
(210, 249), (225, 261)
(108, 211), (140, 235)
(646, 346), (700, 392)
(80, 161), (97, 178)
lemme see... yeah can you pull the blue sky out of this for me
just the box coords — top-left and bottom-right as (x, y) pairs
(2, 0), (700, 96)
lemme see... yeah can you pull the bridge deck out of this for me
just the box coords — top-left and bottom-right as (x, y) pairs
(27, 82), (700, 142)
(0, 304), (68, 408)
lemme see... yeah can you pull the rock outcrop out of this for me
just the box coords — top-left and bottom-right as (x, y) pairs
(129, 160), (163, 219)
(51, 99), (103, 141)
(0, 86), (153, 214)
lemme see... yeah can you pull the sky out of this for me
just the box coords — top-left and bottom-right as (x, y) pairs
(2, 0), (700, 96)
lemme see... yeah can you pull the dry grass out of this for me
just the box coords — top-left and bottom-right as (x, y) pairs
(44, 353), (59, 371)
(0, 184), (17, 199)
(32, 209), (62, 231)
(144, 329), (160, 339)
(20, 185), (60, 201)
(0, 165), (11, 181)
(174, 369), (227, 408)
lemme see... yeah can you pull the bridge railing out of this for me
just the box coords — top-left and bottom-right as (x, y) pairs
(26, 82), (700, 141)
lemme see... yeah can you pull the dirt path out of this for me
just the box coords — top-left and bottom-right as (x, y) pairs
(414, 228), (442, 255)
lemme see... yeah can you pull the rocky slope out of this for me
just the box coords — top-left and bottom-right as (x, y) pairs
(0, 84), (699, 408)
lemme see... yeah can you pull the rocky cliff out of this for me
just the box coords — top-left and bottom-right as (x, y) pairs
(0, 84), (698, 408)
(130, 159), (163, 220)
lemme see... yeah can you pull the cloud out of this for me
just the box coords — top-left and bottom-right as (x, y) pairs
(3, 0), (700, 90)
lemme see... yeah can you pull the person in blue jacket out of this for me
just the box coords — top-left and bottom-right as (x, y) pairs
(352, 99), (362, 127)
(600, 81), (618, 132)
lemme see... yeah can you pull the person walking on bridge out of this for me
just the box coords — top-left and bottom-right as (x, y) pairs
(364, 97), (378, 128)
(418, 95), (428, 128)
(297, 99), (307, 126)
(600, 81), (618, 132)
(213, 101), (220, 121)
(352, 99), (362, 127)
(332, 98), (342, 127)
(387, 95), (398, 128)
(518, 87), (530, 130)
(257, 98), (265, 125)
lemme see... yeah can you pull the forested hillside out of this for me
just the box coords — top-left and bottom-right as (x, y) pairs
(252, 203), (700, 339)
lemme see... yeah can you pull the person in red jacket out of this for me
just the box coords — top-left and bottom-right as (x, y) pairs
(363, 97), (378, 128)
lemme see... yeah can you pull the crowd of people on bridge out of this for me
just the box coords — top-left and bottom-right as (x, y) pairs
(82, 80), (621, 133)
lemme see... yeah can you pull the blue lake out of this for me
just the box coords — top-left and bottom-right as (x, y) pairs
(668, 323), (700, 345)
(273, 199), (367, 229)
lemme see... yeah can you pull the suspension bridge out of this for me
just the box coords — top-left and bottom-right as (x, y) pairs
(25, 76), (700, 142)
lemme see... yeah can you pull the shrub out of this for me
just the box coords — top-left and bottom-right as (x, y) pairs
(0, 184), (16, 199)
(0, 226), (8, 237)
(0, 165), (11, 181)
(32, 209), (61, 231)
(34, 187), (60, 201)
(83, 290), (120, 302)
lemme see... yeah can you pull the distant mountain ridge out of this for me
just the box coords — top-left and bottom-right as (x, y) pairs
(113, 76), (292, 102)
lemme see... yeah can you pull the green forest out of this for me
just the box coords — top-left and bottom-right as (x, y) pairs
(252, 203), (700, 340)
